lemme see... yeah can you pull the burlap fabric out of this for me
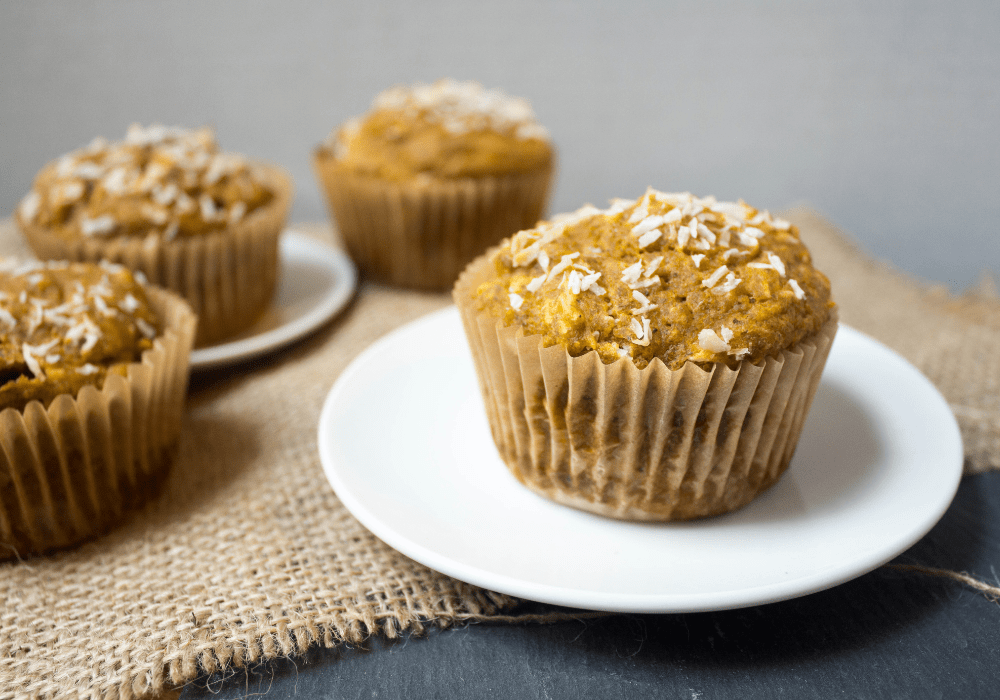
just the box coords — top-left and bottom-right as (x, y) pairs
(0, 209), (997, 699)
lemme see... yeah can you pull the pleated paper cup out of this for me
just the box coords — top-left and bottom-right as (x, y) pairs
(0, 287), (196, 560)
(18, 164), (292, 347)
(313, 151), (554, 290)
(454, 254), (838, 521)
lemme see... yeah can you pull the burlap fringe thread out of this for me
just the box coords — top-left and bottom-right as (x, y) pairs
(18, 165), (292, 347)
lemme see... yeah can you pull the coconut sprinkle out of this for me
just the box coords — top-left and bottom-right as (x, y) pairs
(631, 290), (658, 315)
(637, 228), (662, 249)
(135, 318), (157, 339)
(711, 272), (742, 296)
(703, 265), (729, 289)
(509, 292), (524, 310)
(630, 317), (652, 346)
(621, 261), (643, 286)
(644, 256), (663, 277)
(19, 192), (41, 222)
(21, 344), (45, 379)
(697, 329), (731, 354)
(767, 252), (786, 277)
(789, 279), (806, 300)
(80, 215), (116, 237)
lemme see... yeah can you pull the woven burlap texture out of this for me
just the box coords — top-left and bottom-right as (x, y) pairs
(0, 209), (997, 699)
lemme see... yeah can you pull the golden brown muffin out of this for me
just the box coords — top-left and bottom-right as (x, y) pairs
(0, 259), (160, 411)
(0, 259), (196, 559)
(455, 189), (837, 521)
(17, 124), (291, 346)
(314, 79), (554, 289)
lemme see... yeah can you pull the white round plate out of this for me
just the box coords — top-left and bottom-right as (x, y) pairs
(191, 231), (357, 371)
(317, 308), (963, 613)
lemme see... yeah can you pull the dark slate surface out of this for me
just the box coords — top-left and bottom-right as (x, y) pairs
(182, 472), (1000, 700)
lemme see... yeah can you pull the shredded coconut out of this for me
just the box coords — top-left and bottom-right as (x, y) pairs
(722, 248), (745, 261)
(703, 265), (729, 289)
(80, 215), (116, 237)
(509, 292), (524, 310)
(690, 254), (705, 268)
(697, 329), (731, 354)
(630, 317), (651, 346)
(631, 215), (665, 237)
(788, 279), (806, 300)
(545, 252), (580, 282)
(135, 318), (156, 339)
(21, 343), (44, 379)
(767, 252), (786, 277)
(537, 250), (549, 272)
(637, 228), (662, 249)
(643, 256), (663, 277)
(19, 192), (41, 222)
(710, 272), (742, 295)
(620, 261), (643, 286)
(526, 274), (546, 293)
(631, 290), (658, 315)
(566, 270), (584, 294)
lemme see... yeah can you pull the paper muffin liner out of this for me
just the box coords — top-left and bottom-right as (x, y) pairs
(0, 287), (196, 559)
(18, 164), (291, 347)
(454, 257), (838, 521)
(313, 152), (554, 290)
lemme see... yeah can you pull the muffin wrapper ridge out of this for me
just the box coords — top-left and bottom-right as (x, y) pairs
(0, 287), (196, 559)
(19, 164), (291, 347)
(454, 261), (838, 521)
(313, 154), (554, 290)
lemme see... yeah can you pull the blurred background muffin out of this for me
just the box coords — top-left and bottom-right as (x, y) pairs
(16, 124), (292, 346)
(0, 258), (195, 558)
(314, 79), (554, 289)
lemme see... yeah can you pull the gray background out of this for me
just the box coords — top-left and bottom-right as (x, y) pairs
(2, 0), (997, 290)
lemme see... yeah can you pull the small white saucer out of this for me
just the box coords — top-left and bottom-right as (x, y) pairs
(190, 231), (357, 371)
(317, 308), (963, 613)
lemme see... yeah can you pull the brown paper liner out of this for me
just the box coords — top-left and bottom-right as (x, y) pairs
(313, 151), (554, 290)
(0, 287), (196, 559)
(454, 256), (839, 521)
(17, 164), (292, 347)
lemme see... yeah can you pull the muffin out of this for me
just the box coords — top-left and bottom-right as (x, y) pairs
(314, 79), (555, 289)
(454, 189), (837, 521)
(16, 124), (292, 346)
(0, 258), (196, 558)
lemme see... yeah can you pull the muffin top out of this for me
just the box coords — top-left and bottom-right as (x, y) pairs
(322, 79), (553, 180)
(17, 124), (274, 241)
(0, 259), (161, 411)
(470, 189), (834, 370)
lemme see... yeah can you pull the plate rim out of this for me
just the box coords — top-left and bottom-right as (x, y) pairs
(317, 307), (964, 613)
(190, 230), (357, 371)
